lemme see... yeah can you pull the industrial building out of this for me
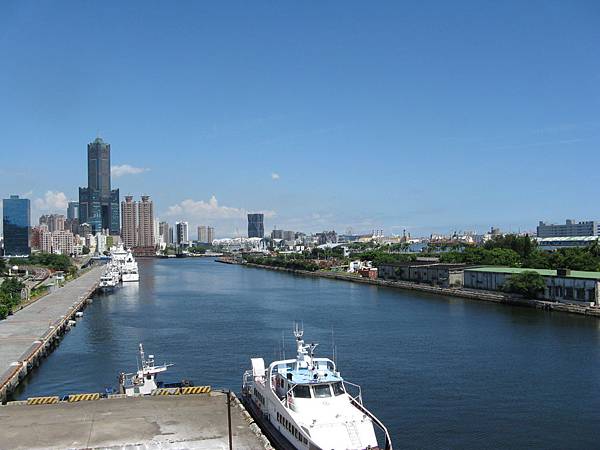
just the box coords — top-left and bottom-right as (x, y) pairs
(378, 261), (471, 288)
(463, 267), (600, 306)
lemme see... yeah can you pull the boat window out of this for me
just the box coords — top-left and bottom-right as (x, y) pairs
(332, 381), (345, 396)
(313, 384), (332, 398)
(293, 385), (311, 398)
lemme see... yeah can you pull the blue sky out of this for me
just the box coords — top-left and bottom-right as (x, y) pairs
(0, 1), (599, 237)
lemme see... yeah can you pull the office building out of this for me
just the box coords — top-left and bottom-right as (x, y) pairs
(176, 221), (189, 246)
(79, 137), (120, 234)
(2, 195), (31, 256)
(67, 201), (79, 220)
(137, 195), (154, 248)
(121, 196), (137, 248)
(247, 213), (264, 238)
(537, 220), (599, 238)
(207, 226), (214, 244)
(198, 225), (208, 243)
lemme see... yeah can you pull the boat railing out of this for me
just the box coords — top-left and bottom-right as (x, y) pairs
(343, 380), (363, 405)
(349, 396), (393, 450)
(242, 370), (254, 394)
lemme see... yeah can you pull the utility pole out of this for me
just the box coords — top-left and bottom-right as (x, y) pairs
(227, 390), (233, 450)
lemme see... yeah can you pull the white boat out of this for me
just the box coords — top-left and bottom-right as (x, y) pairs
(121, 251), (139, 282)
(242, 325), (393, 450)
(119, 343), (173, 396)
(99, 270), (118, 291)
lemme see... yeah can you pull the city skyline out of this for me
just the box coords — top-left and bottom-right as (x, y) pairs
(1, 2), (599, 236)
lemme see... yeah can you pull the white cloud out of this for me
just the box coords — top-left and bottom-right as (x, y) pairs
(271, 172), (280, 180)
(34, 191), (69, 211)
(111, 164), (150, 177)
(166, 195), (276, 221)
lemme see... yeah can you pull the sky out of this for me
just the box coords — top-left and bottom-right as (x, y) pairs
(0, 1), (599, 238)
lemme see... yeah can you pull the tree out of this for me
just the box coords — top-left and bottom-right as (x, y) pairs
(0, 258), (6, 274)
(504, 271), (546, 298)
(82, 246), (90, 255)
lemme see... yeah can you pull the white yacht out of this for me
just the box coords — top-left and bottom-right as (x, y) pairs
(119, 343), (173, 396)
(242, 325), (393, 450)
(99, 270), (118, 291)
(121, 250), (140, 282)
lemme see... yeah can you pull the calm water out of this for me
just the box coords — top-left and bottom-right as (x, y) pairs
(13, 259), (600, 449)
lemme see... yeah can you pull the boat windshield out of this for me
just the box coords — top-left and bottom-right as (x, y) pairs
(332, 381), (345, 396)
(313, 384), (332, 398)
(293, 385), (311, 398)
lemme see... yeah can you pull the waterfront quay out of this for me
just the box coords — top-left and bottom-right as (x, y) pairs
(0, 392), (271, 449)
(0, 265), (103, 402)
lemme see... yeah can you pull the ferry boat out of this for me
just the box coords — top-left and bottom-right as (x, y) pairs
(119, 343), (174, 396)
(121, 251), (140, 282)
(242, 325), (393, 450)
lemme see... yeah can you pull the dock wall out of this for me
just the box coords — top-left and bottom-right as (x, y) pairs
(237, 262), (600, 318)
(0, 269), (101, 403)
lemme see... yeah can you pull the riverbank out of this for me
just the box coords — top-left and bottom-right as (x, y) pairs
(232, 260), (600, 318)
(0, 266), (103, 403)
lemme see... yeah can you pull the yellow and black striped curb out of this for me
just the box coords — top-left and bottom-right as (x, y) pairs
(27, 396), (59, 405)
(180, 386), (211, 395)
(152, 386), (212, 396)
(152, 387), (181, 395)
(67, 393), (100, 402)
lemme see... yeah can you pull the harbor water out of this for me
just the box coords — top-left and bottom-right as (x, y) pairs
(12, 258), (600, 449)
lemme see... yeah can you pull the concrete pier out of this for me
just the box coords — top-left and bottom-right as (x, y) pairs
(0, 266), (103, 402)
(0, 392), (271, 449)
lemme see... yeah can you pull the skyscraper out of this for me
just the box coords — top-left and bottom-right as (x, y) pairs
(137, 195), (154, 248)
(159, 221), (170, 245)
(198, 225), (208, 243)
(207, 226), (214, 244)
(2, 195), (31, 256)
(67, 201), (79, 220)
(248, 213), (264, 238)
(175, 221), (189, 246)
(121, 195), (137, 248)
(79, 137), (120, 235)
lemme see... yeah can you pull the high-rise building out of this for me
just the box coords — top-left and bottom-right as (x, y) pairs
(67, 201), (79, 220)
(247, 213), (264, 238)
(51, 230), (75, 255)
(175, 221), (189, 246)
(137, 195), (154, 248)
(207, 226), (214, 244)
(121, 195), (137, 248)
(39, 214), (65, 232)
(168, 225), (174, 245)
(159, 222), (170, 245)
(198, 225), (208, 243)
(79, 137), (120, 235)
(2, 195), (31, 256)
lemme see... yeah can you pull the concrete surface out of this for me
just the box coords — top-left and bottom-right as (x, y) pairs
(0, 267), (103, 376)
(0, 393), (268, 449)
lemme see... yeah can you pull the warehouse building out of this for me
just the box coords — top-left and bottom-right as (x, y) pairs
(463, 267), (600, 306)
(378, 261), (471, 288)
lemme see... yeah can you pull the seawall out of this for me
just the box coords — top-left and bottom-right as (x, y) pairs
(0, 266), (103, 403)
(234, 261), (600, 318)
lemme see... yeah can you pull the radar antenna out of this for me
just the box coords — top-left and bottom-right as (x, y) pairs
(293, 321), (304, 340)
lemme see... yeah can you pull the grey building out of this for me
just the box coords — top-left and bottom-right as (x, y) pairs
(464, 267), (600, 306)
(248, 213), (264, 238)
(378, 261), (468, 288)
(67, 201), (79, 220)
(2, 195), (31, 256)
(537, 220), (599, 238)
(79, 137), (120, 235)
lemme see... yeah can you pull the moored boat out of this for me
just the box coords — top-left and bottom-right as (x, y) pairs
(242, 325), (393, 450)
